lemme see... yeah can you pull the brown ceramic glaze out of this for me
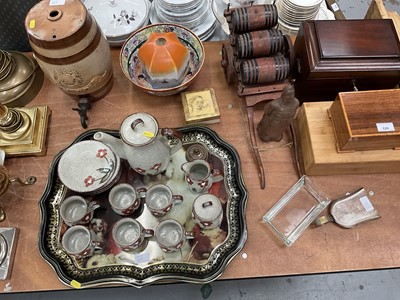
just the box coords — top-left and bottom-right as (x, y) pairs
(257, 84), (300, 142)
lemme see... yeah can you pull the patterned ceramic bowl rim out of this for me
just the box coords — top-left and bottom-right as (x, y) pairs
(119, 23), (205, 96)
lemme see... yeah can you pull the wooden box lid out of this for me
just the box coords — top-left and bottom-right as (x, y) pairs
(316, 20), (400, 58)
(295, 20), (400, 79)
(328, 89), (400, 152)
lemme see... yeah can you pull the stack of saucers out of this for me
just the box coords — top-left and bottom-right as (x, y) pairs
(150, 0), (217, 41)
(276, 0), (323, 35)
(83, 0), (150, 47)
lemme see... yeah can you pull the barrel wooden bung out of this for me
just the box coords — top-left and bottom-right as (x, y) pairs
(25, 0), (113, 127)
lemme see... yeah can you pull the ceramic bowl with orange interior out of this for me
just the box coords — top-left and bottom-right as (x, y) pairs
(120, 23), (205, 96)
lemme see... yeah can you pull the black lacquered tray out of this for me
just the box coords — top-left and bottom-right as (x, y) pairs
(38, 126), (248, 288)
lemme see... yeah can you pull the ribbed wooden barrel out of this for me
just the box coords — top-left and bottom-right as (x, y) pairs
(230, 5), (278, 33)
(235, 28), (285, 59)
(239, 56), (290, 85)
(24, 0), (113, 101)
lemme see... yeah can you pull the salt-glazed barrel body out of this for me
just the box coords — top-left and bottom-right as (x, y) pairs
(24, 0), (113, 100)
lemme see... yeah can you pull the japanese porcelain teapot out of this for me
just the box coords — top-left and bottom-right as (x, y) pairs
(93, 112), (182, 176)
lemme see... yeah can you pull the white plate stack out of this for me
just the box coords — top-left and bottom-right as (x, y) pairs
(150, 0), (217, 41)
(276, 0), (323, 35)
(83, 0), (150, 47)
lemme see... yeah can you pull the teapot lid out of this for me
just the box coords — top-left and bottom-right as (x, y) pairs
(120, 112), (158, 146)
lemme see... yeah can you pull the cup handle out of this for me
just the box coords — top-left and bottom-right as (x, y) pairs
(89, 229), (104, 250)
(143, 228), (154, 238)
(91, 240), (103, 251)
(161, 128), (182, 155)
(185, 231), (195, 239)
(211, 169), (224, 183)
(137, 187), (147, 199)
(172, 194), (184, 205)
(89, 200), (100, 211)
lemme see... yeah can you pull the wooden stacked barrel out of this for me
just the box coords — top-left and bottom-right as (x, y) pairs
(230, 5), (279, 34)
(235, 28), (286, 58)
(225, 4), (291, 86)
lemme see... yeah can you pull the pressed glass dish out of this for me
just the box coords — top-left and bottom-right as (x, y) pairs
(263, 175), (331, 246)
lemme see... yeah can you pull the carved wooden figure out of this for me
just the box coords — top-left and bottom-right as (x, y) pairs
(257, 84), (299, 142)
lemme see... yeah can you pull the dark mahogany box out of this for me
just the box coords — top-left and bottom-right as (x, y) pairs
(293, 19), (400, 102)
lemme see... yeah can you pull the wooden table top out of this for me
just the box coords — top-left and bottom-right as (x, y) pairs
(1, 41), (400, 293)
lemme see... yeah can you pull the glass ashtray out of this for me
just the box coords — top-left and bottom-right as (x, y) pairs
(263, 175), (331, 246)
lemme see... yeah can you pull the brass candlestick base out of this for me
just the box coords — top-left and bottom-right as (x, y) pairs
(0, 105), (51, 156)
(0, 158), (36, 221)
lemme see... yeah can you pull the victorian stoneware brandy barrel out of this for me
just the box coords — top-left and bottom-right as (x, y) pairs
(230, 4), (278, 34)
(25, 0), (113, 126)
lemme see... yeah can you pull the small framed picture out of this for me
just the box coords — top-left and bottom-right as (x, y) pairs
(181, 88), (220, 125)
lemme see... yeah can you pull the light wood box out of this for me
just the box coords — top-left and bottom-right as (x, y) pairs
(329, 89), (400, 152)
(294, 101), (400, 175)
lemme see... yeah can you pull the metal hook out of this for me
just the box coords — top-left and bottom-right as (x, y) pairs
(9, 175), (36, 186)
(0, 175), (36, 222)
(352, 79), (358, 92)
(0, 209), (5, 222)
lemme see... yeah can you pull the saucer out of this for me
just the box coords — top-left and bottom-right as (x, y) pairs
(58, 140), (121, 194)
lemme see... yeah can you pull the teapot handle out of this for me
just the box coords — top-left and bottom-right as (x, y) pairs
(161, 128), (182, 155)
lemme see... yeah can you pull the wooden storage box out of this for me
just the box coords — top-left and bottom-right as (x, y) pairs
(293, 20), (400, 102)
(329, 89), (400, 152)
(294, 102), (400, 175)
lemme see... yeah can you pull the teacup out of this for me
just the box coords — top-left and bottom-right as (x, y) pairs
(155, 219), (194, 252)
(192, 194), (223, 229)
(144, 184), (183, 217)
(112, 218), (154, 251)
(61, 225), (103, 259)
(181, 159), (224, 193)
(60, 195), (100, 226)
(108, 183), (146, 216)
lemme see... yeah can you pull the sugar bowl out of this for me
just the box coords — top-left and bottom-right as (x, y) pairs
(192, 194), (223, 229)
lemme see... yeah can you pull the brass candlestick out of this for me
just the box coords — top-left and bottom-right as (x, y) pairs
(0, 102), (50, 156)
(0, 151), (36, 221)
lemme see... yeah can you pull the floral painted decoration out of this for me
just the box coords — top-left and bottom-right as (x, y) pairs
(83, 149), (114, 188)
